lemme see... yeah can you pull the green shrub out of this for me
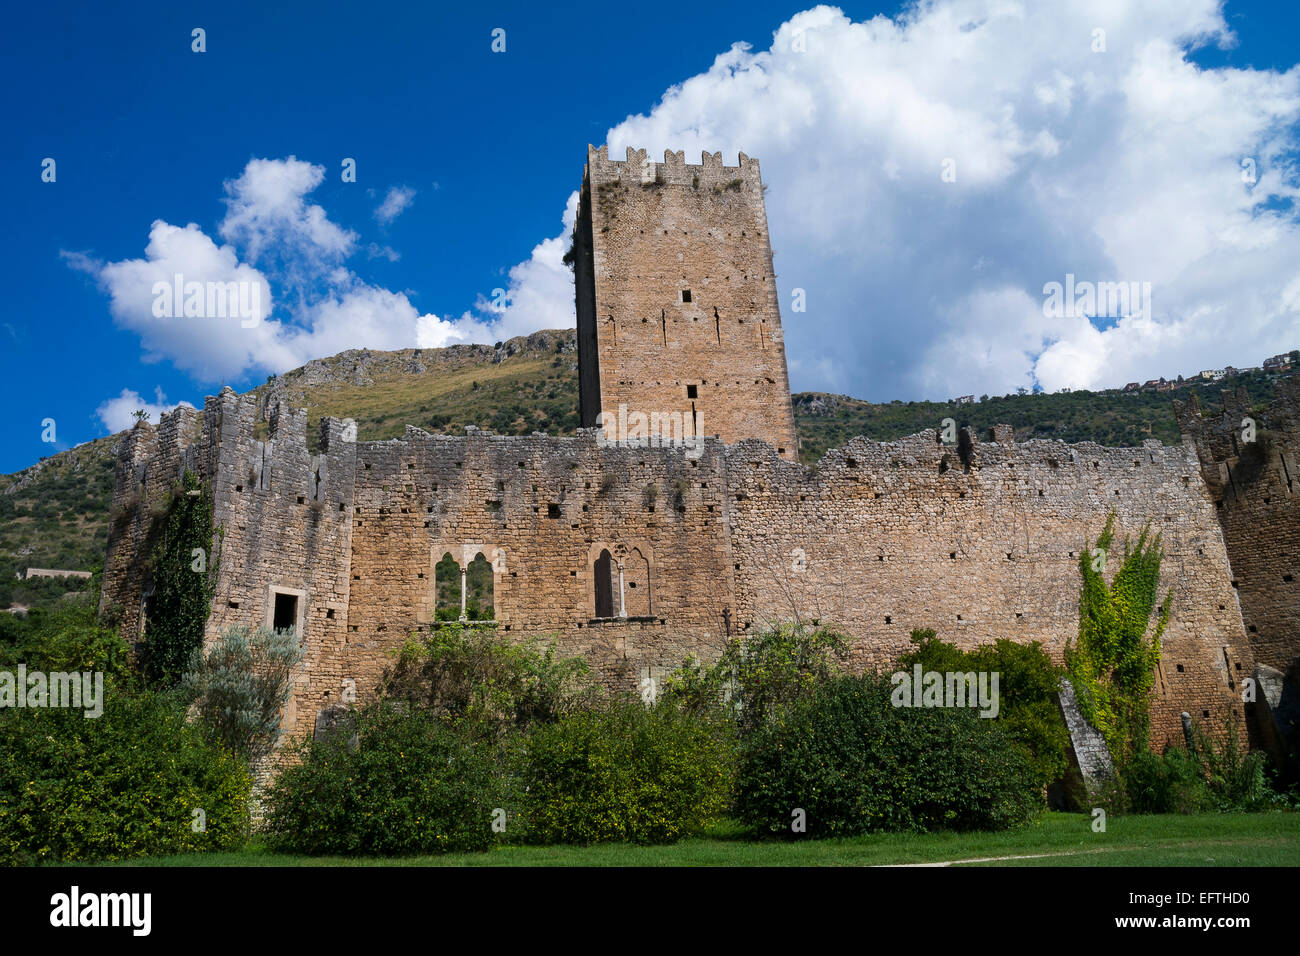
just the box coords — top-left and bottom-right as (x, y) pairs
(662, 622), (848, 732)
(1123, 720), (1276, 814)
(0, 689), (251, 864)
(262, 704), (510, 855)
(522, 699), (735, 845)
(736, 674), (1040, 837)
(0, 598), (131, 680)
(380, 623), (593, 733)
(1122, 748), (1212, 814)
(899, 629), (1070, 791)
(182, 624), (304, 764)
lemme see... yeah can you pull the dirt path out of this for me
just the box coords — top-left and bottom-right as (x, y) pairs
(881, 847), (1121, 866)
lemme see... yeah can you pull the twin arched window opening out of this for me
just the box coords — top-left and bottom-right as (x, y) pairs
(434, 552), (494, 621)
(594, 546), (652, 619)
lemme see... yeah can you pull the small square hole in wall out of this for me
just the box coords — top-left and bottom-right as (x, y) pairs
(885, 615), (891, 624)
(326, 609), (335, 619)
(956, 614), (964, 621)
(338, 503), (345, 512)
(681, 289), (691, 303)
(1202, 710), (1210, 718)
(547, 503), (561, 518)
(1176, 664), (1185, 672)
(235, 485), (243, 493)
(297, 496), (305, 504)
(228, 600), (239, 609)
(950, 552), (957, 559)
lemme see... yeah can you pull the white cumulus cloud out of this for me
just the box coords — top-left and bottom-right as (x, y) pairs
(591, 1), (1300, 398)
(96, 387), (196, 433)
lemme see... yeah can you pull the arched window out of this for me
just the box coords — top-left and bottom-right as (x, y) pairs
(465, 552), (494, 620)
(594, 549), (614, 618)
(624, 547), (651, 617)
(434, 552), (460, 621)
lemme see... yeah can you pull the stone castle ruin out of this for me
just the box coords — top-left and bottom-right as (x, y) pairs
(99, 146), (1296, 760)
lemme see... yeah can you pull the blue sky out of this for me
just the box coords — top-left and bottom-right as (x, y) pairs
(3, 0), (1299, 474)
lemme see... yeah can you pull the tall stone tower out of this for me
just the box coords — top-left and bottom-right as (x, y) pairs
(572, 146), (799, 459)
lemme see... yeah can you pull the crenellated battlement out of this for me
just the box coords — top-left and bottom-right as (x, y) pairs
(586, 144), (763, 189)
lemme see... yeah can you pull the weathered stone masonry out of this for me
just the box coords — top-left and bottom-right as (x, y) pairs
(574, 146), (799, 460)
(1177, 380), (1300, 673)
(102, 404), (1251, 751)
(99, 145), (1258, 755)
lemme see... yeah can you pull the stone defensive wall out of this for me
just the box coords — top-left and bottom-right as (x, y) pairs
(723, 426), (1251, 750)
(102, 394), (1252, 750)
(1176, 379), (1300, 674)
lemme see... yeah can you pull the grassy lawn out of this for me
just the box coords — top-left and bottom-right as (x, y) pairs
(88, 811), (1300, 867)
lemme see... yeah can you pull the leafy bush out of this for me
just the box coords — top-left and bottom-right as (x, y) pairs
(1122, 748), (1213, 814)
(0, 598), (131, 680)
(262, 704), (509, 855)
(736, 674), (1040, 836)
(899, 629), (1070, 791)
(380, 623), (594, 733)
(522, 698), (735, 845)
(662, 622), (847, 732)
(1123, 720), (1277, 814)
(0, 689), (251, 864)
(182, 624), (304, 764)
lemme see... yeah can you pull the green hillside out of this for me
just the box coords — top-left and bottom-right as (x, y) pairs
(1, 326), (1292, 609)
(792, 370), (1283, 464)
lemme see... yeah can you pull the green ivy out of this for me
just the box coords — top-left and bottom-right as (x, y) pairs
(1065, 512), (1170, 766)
(139, 470), (220, 687)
